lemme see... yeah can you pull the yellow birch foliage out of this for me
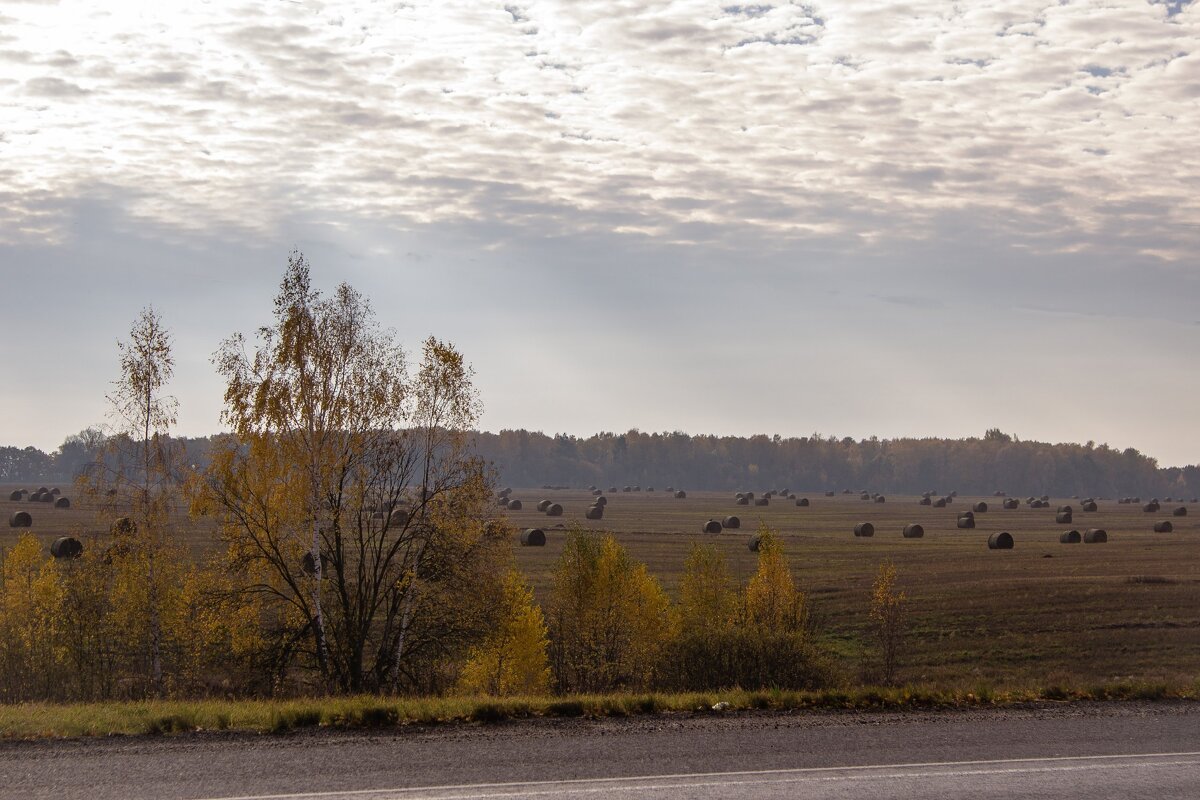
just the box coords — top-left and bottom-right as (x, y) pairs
(0, 535), (64, 698)
(457, 569), (551, 696)
(547, 531), (677, 693)
(744, 526), (807, 634)
(679, 543), (738, 633)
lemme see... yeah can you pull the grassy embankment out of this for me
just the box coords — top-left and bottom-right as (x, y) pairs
(0, 681), (1191, 739)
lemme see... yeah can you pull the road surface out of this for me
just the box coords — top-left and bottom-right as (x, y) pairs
(1, 701), (1197, 799)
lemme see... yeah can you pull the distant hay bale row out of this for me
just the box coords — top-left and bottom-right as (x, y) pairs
(824, 491), (835, 497)
(520, 528), (546, 547)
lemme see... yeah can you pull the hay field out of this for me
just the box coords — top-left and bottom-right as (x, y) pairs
(4, 484), (1198, 690)
(502, 488), (1200, 689)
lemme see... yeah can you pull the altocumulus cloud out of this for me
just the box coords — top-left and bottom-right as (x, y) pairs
(1, 0), (1199, 465)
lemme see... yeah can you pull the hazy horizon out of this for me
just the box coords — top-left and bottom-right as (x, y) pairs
(3, 1), (1197, 467)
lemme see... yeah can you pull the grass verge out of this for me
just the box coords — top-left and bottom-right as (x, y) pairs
(0, 681), (1194, 740)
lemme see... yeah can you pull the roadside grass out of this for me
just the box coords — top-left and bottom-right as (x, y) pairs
(1, 682), (1194, 740)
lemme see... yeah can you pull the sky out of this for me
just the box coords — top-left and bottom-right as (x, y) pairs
(1, 0), (1198, 466)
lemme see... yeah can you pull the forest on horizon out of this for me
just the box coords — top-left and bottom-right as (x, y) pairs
(4, 427), (1198, 500)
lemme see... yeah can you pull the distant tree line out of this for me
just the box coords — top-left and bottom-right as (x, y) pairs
(472, 427), (1200, 500)
(7, 426), (1199, 500)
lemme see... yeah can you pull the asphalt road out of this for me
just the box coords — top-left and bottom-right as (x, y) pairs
(2, 701), (1198, 800)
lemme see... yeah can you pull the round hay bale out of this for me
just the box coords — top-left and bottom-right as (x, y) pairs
(1055, 511), (1073, 524)
(919, 497), (932, 506)
(959, 510), (975, 519)
(1154, 521), (1173, 533)
(702, 519), (723, 534)
(987, 531), (1014, 549)
(389, 508), (409, 525)
(49, 488), (62, 497)
(1003, 498), (1019, 509)
(956, 516), (975, 529)
(748, 534), (763, 551)
(754, 498), (769, 506)
(594, 496), (608, 507)
(796, 497), (810, 507)
(38, 492), (53, 503)
(860, 492), (871, 500)
(933, 497), (947, 508)
(497, 497), (511, 507)
(54, 497), (70, 509)
(622, 486), (632, 493)
(1082, 501), (1098, 512)
(1143, 502), (1159, 513)
(744, 492), (755, 501)
(973, 501), (988, 513)
(854, 522), (875, 537)
(9, 511), (32, 528)
(536, 499), (553, 512)
(608, 487), (619, 493)
(36, 487), (48, 495)
(1060, 530), (1081, 543)
(545, 503), (563, 517)
(1083, 528), (1108, 544)
(722, 515), (741, 529)
(50, 537), (83, 559)
(520, 528), (546, 547)
(585, 506), (603, 520)
(735, 496), (750, 506)
(29, 491), (43, 502)
(902, 523), (924, 539)
(633, 485), (642, 492)
(111, 517), (136, 536)
(592, 489), (602, 496)
(300, 551), (329, 576)
(497, 488), (512, 499)
(9, 490), (23, 501)
(875, 495), (886, 504)
(824, 491), (835, 497)
(674, 490), (687, 499)
(665, 486), (674, 492)
(505, 499), (522, 510)
(1173, 506), (1187, 517)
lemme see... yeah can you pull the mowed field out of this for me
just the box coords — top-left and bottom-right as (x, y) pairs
(5, 484), (1200, 690)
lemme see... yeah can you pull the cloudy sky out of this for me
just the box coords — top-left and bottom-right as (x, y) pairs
(2, 0), (1198, 466)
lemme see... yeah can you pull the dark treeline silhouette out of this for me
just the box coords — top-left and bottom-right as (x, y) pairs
(5, 427), (1199, 500)
(473, 428), (1200, 500)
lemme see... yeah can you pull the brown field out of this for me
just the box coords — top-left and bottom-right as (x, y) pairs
(4, 484), (1199, 692)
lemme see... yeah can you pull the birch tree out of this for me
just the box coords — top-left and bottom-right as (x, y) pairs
(207, 253), (502, 694)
